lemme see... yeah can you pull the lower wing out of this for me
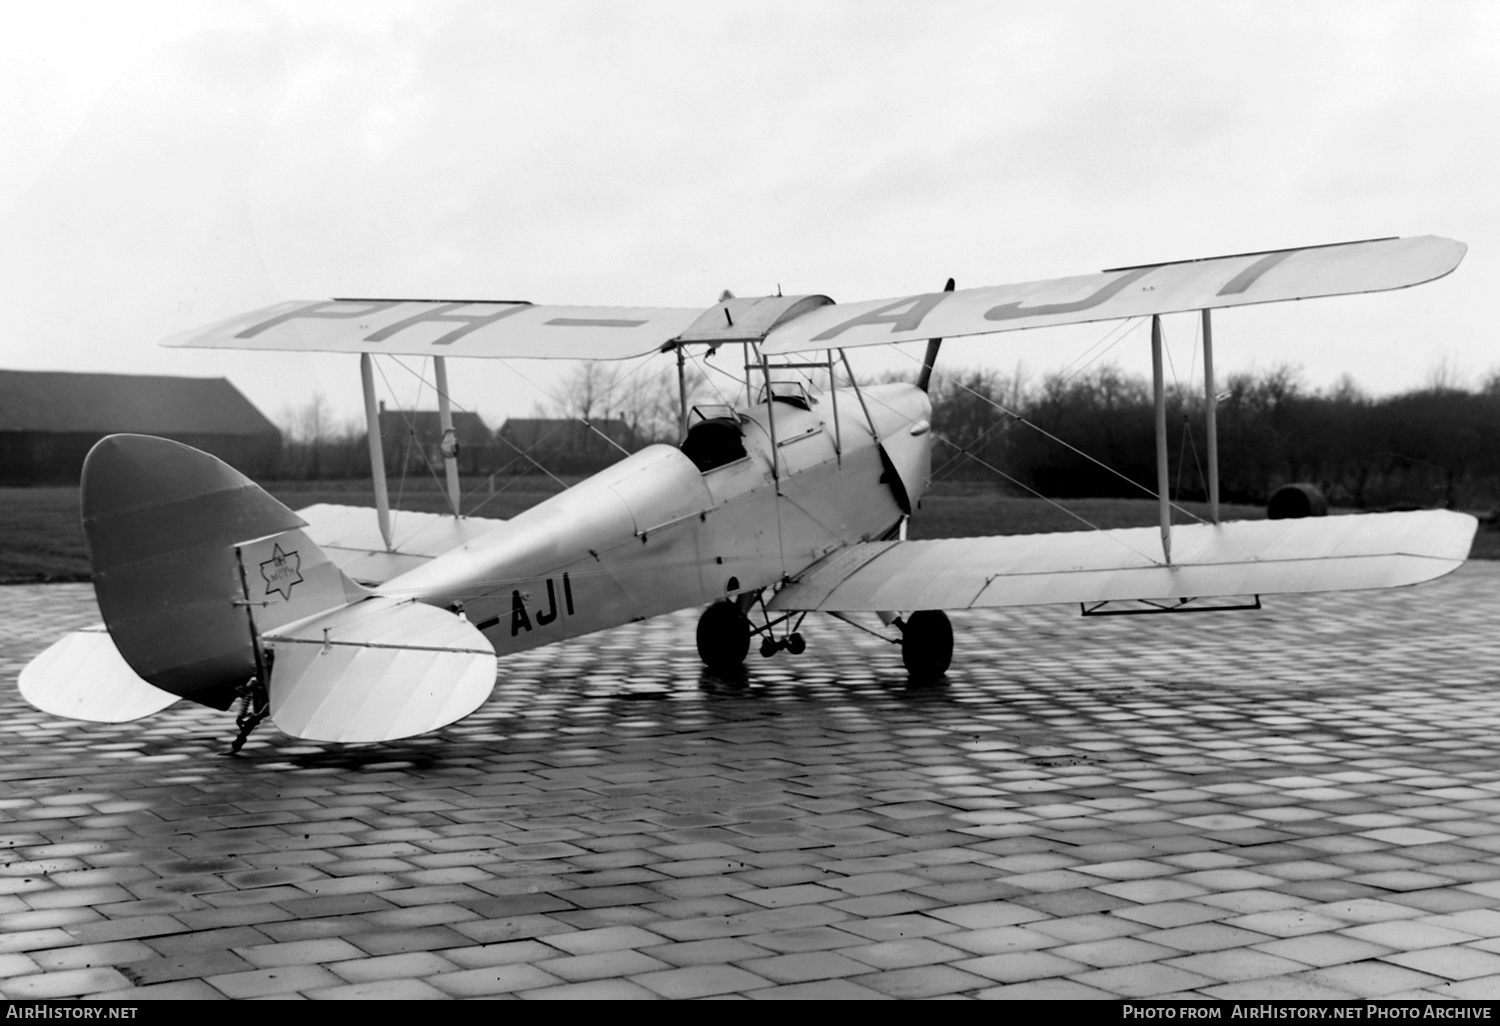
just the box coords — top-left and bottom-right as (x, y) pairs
(768, 510), (1476, 612)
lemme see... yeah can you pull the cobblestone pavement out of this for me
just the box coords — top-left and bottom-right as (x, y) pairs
(3, 567), (1500, 1000)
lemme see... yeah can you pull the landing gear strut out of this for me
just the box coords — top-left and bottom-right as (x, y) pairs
(759, 629), (805, 658)
(696, 596), (810, 669)
(899, 610), (953, 682)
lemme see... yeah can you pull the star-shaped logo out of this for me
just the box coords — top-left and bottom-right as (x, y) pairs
(260, 544), (304, 601)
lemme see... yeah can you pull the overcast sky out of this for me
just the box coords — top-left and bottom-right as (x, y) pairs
(2, 1), (1495, 434)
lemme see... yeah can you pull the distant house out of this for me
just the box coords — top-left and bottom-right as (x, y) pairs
(0, 370), (281, 484)
(377, 406), (493, 474)
(495, 417), (638, 474)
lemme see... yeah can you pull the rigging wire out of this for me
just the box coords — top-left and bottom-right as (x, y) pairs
(381, 355), (574, 505)
(384, 347), (680, 507)
(931, 432), (1166, 567)
(1060, 317), (1147, 382)
(371, 356), (443, 516)
(885, 343), (1208, 525)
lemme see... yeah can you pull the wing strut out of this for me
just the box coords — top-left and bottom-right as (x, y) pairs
(915, 277), (956, 392)
(676, 345), (689, 441)
(360, 353), (393, 550)
(827, 349), (842, 464)
(1151, 316), (1171, 562)
(433, 356), (462, 517)
(760, 352), (780, 487)
(1202, 309), (1220, 523)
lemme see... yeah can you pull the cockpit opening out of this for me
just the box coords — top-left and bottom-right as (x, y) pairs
(757, 380), (814, 410)
(681, 412), (748, 472)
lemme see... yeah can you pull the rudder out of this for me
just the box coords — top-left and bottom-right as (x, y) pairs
(82, 434), (366, 709)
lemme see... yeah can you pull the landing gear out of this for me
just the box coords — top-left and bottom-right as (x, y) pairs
(759, 630), (804, 658)
(228, 666), (271, 755)
(698, 596), (810, 668)
(697, 600), (751, 670)
(900, 610), (953, 681)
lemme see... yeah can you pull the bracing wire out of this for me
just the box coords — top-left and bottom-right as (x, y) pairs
(885, 343), (1208, 525)
(931, 432), (1167, 567)
(1060, 317), (1147, 383)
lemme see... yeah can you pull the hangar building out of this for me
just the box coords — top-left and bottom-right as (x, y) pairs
(0, 370), (281, 484)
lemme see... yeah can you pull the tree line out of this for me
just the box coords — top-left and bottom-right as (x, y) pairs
(929, 364), (1500, 509)
(272, 360), (1500, 511)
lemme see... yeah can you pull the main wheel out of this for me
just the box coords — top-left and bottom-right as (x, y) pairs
(697, 600), (751, 670)
(901, 610), (953, 681)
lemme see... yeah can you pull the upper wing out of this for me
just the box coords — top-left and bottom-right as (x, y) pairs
(165, 300), (706, 360)
(162, 236), (1462, 360)
(767, 510), (1475, 612)
(760, 235), (1465, 355)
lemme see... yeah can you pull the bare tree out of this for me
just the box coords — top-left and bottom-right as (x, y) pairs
(281, 393), (335, 478)
(556, 360), (714, 446)
(1424, 355), (1468, 393)
(558, 362), (621, 422)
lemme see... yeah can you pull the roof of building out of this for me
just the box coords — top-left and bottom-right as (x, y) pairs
(498, 417), (633, 437)
(0, 370), (279, 436)
(377, 409), (491, 441)
(496, 418), (637, 452)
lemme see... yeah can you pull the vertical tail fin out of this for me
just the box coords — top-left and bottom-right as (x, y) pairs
(82, 434), (366, 709)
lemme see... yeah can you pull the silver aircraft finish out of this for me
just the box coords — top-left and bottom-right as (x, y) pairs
(14, 234), (1477, 745)
(394, 382), (927, 657)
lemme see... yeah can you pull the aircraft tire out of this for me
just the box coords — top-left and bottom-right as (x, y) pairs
(697, 600), (751, 670)
(901, 610), (953, 681)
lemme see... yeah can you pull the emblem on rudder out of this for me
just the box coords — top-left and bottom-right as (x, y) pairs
(259, 544), (304, 600)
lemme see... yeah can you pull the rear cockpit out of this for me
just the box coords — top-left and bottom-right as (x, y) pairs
(680, 405), (748, 472)
(679, 381), (821, 475)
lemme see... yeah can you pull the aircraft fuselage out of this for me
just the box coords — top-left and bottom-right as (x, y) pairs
(385, 382), (934, 655)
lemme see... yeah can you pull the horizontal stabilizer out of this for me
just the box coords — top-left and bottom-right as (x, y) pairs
(296, 503), (508, 585)
(19, 627), (180, 722)
(769, 510), (1476, 612)
(266, 597), (498, 743)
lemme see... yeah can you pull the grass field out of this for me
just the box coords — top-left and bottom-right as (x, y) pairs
(3, 477), (1493, 583)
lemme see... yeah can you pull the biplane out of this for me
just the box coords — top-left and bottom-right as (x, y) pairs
(18, 235), (1476, 746)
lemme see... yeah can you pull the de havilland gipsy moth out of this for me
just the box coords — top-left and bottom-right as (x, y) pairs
(17, 235), (1475, 747)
